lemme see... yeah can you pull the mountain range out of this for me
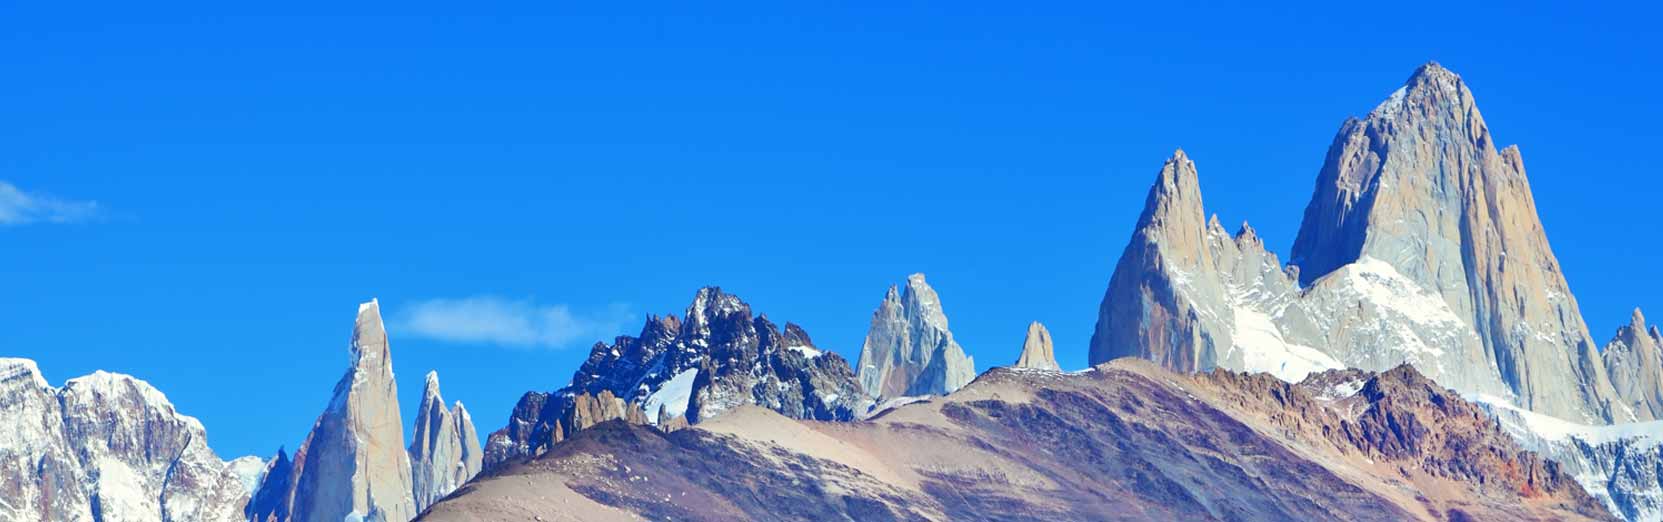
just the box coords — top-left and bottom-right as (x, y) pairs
(2, 62), (1659, 522)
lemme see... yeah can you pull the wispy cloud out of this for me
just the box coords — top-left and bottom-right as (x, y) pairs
(394, 296), (634, 350)
(0, 181), (100, 225)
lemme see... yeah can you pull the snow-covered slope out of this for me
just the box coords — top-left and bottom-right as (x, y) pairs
(1476, 397), (1663, 522)
(0, 358), (252, 522)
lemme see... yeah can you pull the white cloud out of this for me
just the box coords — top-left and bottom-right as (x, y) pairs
(0, 181), (100, 225)
(394, 296), (634, 350)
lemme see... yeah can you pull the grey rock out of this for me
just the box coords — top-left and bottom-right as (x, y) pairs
(250, 299), (418, 522)
(855, 274), (976, 398)
(1289, 62), (1616, 424)
(1090, 63), (1614, 423)
(408, 371), (482, 514)
(1013, 321), (1060, 370)
(0, 358), (251, 522)
(1603, 309), (1663, 422)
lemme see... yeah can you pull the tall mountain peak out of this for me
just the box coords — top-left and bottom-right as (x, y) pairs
(1604, 306), (1663, 422)
(857, 274), (975, 398)
(1288, 62), (1615, 423)
(251, 299), (418, 522)
(0, 358), (250, 521)
(351, 298), (393, 376)
(409, 371), (483, 513)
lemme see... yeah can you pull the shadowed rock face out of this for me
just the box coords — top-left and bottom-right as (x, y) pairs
(248, 299), (418, 522)
(482, 287), (870, 471)
(409, 372), (483, 513)
(0, 359), (252, 522)
(422, 361), (1614, 522)
(856, 273), (976, 398)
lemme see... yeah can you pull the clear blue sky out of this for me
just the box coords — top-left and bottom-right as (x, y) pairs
(3, 2), (1658, 459)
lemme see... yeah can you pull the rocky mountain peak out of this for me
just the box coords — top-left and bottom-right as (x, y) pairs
(0, 356), (50, 391)
(1013, 321), (1059, 370)
(409, 371), (483, 513)
(250, 298), (417, 522)
(1603, 307), (1663, 422)
(0, 358), (251, 522)
(686, 286), (748, 330)
(1142, 150), (1207, 239)
(1287, 62), (1615, 423)
(351, 298), (393, 377)
(857, 274), (976, 398)
(484, 287), (871, 470)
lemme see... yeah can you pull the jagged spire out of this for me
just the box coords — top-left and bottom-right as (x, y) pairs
(1013, 321), (1060, 371)
(857, 274), (975, 398)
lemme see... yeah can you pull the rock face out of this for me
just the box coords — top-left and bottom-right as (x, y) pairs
(422, 359), (1614, 522)
(855, 274), (976, 398)
(1477, 398), (1663, 522)
(1604, 309), (1663, 423)
(408, 372), (482, 513)
(1288, 62), (1616, 423)
(482, 287), (871, 470)
(244, 449), (292, 522)
(0, 358), (252, 522)
(1090, 62), (1618, 423)
(1088, 149), (1502, 391)
(248, 299), (418, 522)
(1013, 321), (1059, 370)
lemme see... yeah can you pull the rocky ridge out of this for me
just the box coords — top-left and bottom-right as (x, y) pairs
(421, 359), (1614, 521)
(0, 358), (253, 522)
(483, 287), (871, 470)
(855, 274), (976, 398)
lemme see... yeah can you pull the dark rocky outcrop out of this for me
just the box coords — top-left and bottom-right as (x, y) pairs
(483, 287), (871, 470)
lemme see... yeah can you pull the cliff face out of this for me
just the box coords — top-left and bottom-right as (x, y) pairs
(1090, 63), (1615, 424)
(248, 299), (418, 522)
(409, 372), (483, 513)
(0, 358), (252, 522)
(855, 274), (976, 398)
(1603, 309), (1663, 422)
(1288, 62), (1615, 423)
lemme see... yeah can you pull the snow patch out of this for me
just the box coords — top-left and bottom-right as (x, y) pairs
(226, 456), (267, 495)
(641, 368), (699, 425)
(1341, 257), (1466, 334)
(0, 358), (50, 390)
(1371, 86), (1408, 119)
(784, 344), (823, 359)
(1319, 379), (1365, 401)
(1471, 394), (1663, 447)
(1231, 306), (1343, 383)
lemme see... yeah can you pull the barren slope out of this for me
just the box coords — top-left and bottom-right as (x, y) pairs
(422, 361), (1613, 521)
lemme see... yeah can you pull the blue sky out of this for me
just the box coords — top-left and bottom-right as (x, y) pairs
(3, 2), (1659, 459)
